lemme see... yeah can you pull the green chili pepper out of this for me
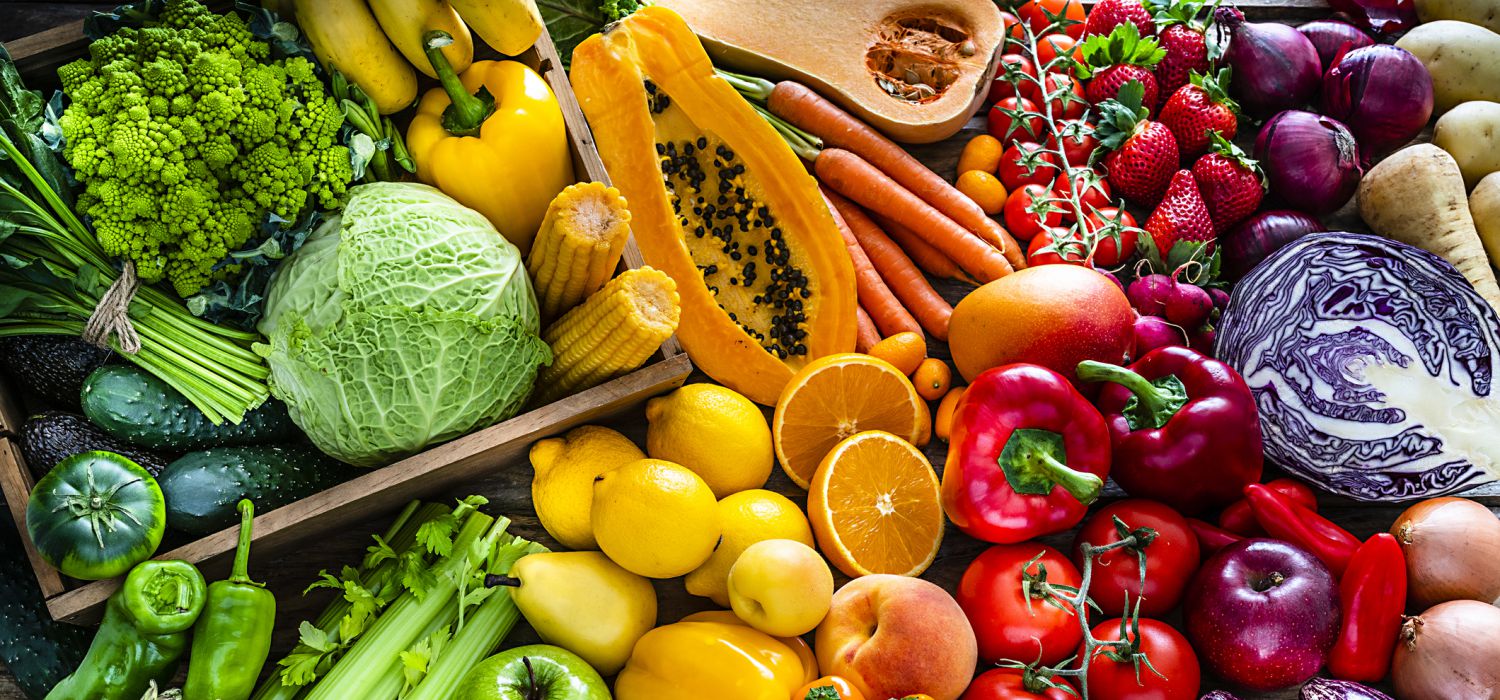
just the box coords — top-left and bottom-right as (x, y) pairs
(184, 500), (276, 700)
(45, 559), (206, 700)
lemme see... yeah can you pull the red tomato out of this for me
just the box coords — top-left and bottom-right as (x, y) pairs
(1039, 73), (1086, 119)
(1080, 207), (1139, 267)
(989, 54), (1038, 104)
(1017, 0), (1087, 39)
(987, 97), (1045, 145)
(956, 543), (1084, 665)
(1003, 184), (1063, 241)
(1051, 168), (1112, 218)
(998, 141), (1061, 191)
(1001, 12), (1025, 54)
(1082, 618), (1202, 700)
(1071, 500), (1201, 618)
(1036, 36), (1085, 76)
(962, 669), (1076, 700)
(1047, 119), (1100, 168)
(1027, 227), (1088, 266)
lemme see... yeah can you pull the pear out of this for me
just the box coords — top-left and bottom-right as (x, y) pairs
(500, 551), (657, 675)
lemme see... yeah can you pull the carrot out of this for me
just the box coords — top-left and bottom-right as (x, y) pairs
(875, 214), (974, 284)
(855, 306), (880, 352)
(817, 149), (1013, 283)
(824, 193), (921, 337)
(769, 81), (1028, 270)
(825, 190), (953, 341)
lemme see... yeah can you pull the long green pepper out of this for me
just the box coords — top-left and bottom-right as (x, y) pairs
(184, 500), (276, 700)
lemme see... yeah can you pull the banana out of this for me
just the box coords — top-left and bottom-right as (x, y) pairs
(448, 0), (545, 56)
(368, 0), (475, 78)
(292, 0), (417, 115)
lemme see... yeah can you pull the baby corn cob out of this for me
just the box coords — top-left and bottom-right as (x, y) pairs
(532, 267), (679, 405)
(526, 182), (633, 323)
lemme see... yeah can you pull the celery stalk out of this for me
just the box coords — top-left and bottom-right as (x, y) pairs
(366, 593), (464, 700)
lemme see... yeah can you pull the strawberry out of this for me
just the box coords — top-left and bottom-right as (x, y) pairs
(1079, 23), (1166, 113)
(1084, 0), (1156, 39)
(1190, 133), (1265, 234)
(1094, 81), (1179, 206)
(1158, 68), (1238, 160)
(1149, 0), (1214, 109)
(1144, 169), (1215, 256)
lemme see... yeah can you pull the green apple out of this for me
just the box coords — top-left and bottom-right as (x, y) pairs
(455, 644), (612, 700)
(727, 538), (834, 637)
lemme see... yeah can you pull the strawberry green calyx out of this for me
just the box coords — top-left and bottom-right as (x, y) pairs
(1079, 22), (1166, 78)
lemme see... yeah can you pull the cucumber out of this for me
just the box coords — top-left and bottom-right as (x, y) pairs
(157, 445), (358, 535)
(0, 493), (90, 699)
(81, 364), (299, 451)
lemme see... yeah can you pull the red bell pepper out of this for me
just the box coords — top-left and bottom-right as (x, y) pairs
(1186, 517), (1245, 558)
(941, 363), (1111, 544)
(1219, 478), (1319, 536)
(1329, 533), (1407, 683)
(1076, 346), (1263, 514)
(1244, 483), (1360, 578)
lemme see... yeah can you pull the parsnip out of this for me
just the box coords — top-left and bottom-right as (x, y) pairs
(1471, 172), (1500, 274)
(1357, 144), (1500, 310)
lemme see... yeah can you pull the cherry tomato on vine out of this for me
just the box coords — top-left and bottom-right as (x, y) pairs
(1039, 73), (1086, 119)
(999, 141), (1060, 191)
(1016, 0), (1087, 39)
(1047, 119), (1100, 167)
(989, 54), (1038, 104)
(1001, 12), (1025, 54)
(1080, 207), (1139, 267)
(1003, 184), (1062, 241)
(987, 97), (1045, 145)
(796, 676), (865, 700)
(1036, 36), (1084, 74)
(962, 669), (1076, 700)
(1051, 168), (1112, 217)
(956, 543), (1084, 665)
(1082, 618), (1201, 700)
(1027, 227), (1089, 266)
(1071, 499), (1201, 618)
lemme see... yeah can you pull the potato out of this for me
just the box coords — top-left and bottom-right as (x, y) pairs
(1397, 21), (1500, 113)
(1417, 0), (1500, 33)
(1472, 173), (1500, 271)
(1434, 101), (1500, 190)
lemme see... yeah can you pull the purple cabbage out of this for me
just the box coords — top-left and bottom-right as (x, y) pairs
(1301, 678), (1394, 700)
(1216, 233), (1500, 500)
(1201, 693), (1243, 700)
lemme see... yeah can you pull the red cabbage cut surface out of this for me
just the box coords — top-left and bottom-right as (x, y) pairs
(1216, 232), (1500, 500)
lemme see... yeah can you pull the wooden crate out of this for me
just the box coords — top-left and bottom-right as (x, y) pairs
(0, 15), (693, 624)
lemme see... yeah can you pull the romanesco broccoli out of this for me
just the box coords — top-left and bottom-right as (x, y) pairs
(58, 0), (351, 297)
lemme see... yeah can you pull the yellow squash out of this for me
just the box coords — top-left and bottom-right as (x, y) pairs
(367, 0), (474, 78)
(293, 0), (417, 114)
(406, 34), (573, 252)
(614, 620), (809, 700)
(449, 0), (546, 55)
(571, 7), (857, 405)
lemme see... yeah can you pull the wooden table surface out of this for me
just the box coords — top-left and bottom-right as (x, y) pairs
(3, 1), (1498, 699)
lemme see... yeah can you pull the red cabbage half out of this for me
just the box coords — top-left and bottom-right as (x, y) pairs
(1216, 233), (1500, 501)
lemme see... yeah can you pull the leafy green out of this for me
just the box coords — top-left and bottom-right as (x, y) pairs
(540, 0), (643, 68)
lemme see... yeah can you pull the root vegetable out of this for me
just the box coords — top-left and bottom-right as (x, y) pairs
(1391, 497), (1500, 608)
(1432, 101), (1500, 190)
(1473, 172), (1500, 269)
(1391, 600), (1500, 700)
(1396, 20), (1500, 113)
(1127, 274), (1174, 316)
(1164, 282), (1213, 328)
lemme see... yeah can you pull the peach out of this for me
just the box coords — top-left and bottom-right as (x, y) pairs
(814, 575), (978, 700)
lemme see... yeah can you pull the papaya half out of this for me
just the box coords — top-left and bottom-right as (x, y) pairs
(572, 7), (857, 405)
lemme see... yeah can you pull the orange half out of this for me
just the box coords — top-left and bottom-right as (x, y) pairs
(772, 353), (925, 489)
(808, 430), (944, 578)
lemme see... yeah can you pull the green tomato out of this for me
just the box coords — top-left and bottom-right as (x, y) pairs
(27, 451), (166, 580)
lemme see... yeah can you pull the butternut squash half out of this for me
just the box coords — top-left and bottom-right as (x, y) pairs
(656, 0), (1004, 144)
(572, 7), (857, 405)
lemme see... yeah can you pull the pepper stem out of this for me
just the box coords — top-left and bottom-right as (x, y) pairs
(1032, 449), (1105, 503)
(424, 30), (494, 137)
(229, 499), (259, 586)
(998, 428), (1104, 505)
(1075, 361), (1188, 430)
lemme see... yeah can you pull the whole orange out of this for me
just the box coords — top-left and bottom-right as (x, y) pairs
(949, 265), (1133, 383)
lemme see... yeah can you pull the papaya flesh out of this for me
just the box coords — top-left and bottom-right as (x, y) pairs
(572, 7), (857, 405)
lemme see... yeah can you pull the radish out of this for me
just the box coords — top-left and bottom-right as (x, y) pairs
(1127, 275), (1174, 316)
(1165, 281), (1214, 328)
(1209, 287), (1231, 311)
(1191, 326), (1217, 355)
(1135, 315), (1188, 354)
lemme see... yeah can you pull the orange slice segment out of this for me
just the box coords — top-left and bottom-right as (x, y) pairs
(772, 353), (925, 489)
(808, 430), (944, 578)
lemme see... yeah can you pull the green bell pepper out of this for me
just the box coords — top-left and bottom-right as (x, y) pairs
(45, 559), (206, 700)
(184, 500), (275, 700)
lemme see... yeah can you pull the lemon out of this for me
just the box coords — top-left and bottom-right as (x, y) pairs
(684, 489), (814, 607)
(592, 459), (721, 578)
(645, 383), (773, 498)
(530, 425), (645, 550)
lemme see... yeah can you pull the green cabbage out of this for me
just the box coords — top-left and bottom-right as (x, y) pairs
(258, 183), (550, 466)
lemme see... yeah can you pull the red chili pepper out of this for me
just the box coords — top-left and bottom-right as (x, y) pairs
(1244, 483), (1360, 578)
(1219, 478), (1319, 536)
(941, 364), (1112, 543)
(1186, 517), (1245, 558)
(1077, 346), (1263, 514)
(1329, 533), (1407, 683)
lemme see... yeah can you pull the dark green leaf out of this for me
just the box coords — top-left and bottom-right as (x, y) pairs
(539, 0), (611, 69)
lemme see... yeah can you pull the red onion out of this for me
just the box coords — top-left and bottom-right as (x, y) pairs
(1215, 8), (1323, 119)
(1391, 600), (1500, 700)
(1221, 210), (1326, 278)
(1254, 111), (1362, 215)
(1326, 0), (1419, 36)
(1297, 20), (1375, 71)
(1321, 45), (1434, 158)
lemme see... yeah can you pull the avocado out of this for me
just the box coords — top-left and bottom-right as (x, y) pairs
(0, 335), (112, 410)
(21, 411), (171, 479)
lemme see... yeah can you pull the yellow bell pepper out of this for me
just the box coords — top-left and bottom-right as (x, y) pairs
(680, 610), (819, 684)
(406, 30), (573, 254)
(614, 621), (807, 700)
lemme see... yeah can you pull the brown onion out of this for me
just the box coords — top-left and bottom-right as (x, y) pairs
(1391, 497), (1500, 609)
(1391, 600), (1500, 700)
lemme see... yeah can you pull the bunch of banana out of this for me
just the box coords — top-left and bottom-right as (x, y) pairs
(289, 0), (544, 115)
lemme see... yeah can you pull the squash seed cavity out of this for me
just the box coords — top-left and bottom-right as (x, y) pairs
(866, 14), (974, 104)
